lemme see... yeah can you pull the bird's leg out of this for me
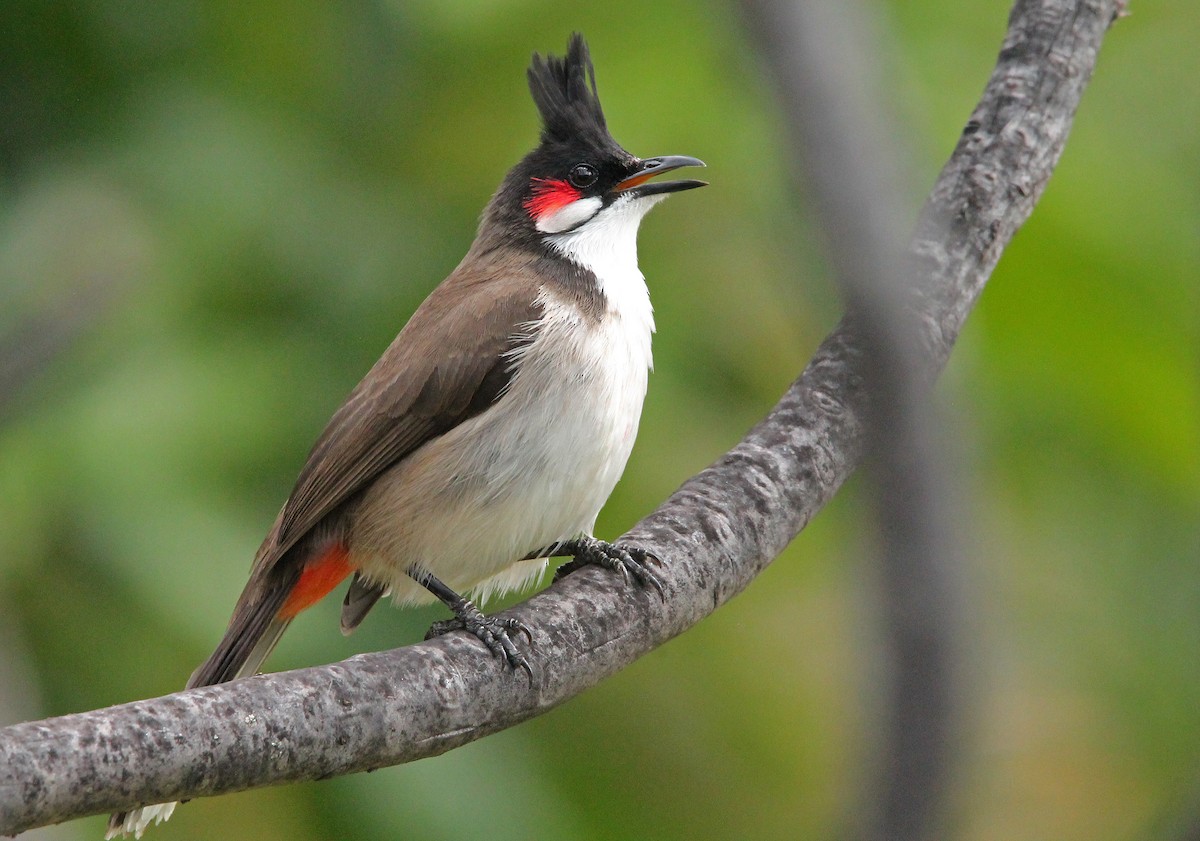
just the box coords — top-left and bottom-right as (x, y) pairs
(550, 536), (665, 600)
(411, 567), (533, 679)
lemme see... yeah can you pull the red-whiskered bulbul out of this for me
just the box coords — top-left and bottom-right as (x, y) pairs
(108, 33), (704, 838)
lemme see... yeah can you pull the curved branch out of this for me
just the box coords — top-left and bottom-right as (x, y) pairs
(0, 0), (1121, 833)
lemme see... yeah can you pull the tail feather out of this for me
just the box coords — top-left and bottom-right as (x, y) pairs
(105, 803), (175, 840)
(232, 615), (292, 680)
(187, 573), (298, 689)
(105, 584), (295, 840)
(107, 543), (354, 838)
(340, 571), (388, 635)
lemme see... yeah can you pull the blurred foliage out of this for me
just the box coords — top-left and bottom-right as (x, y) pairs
(0, 1), (1196, 840)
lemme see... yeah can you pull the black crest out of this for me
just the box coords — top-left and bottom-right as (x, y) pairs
(527, 34), (613, 148)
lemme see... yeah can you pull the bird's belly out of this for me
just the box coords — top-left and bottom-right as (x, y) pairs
(349, 304), (651, 605)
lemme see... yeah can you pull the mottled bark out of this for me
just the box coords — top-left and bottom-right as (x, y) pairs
(0, 0), (1122, 834)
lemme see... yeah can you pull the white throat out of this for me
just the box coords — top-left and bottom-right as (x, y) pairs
(543, 193), (665, 329)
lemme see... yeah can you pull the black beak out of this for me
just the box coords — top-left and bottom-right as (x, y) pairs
(615, 155), (707, 196)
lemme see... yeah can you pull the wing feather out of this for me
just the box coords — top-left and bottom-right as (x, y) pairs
(268, 262), (544, 568)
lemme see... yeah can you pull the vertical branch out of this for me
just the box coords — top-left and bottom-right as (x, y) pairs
(741, 0), (1123, 836)
(738, 1), (966, 838)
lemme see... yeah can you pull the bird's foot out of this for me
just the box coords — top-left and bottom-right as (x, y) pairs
(553, 536), (665, 599)
(425, 599), (534, 681)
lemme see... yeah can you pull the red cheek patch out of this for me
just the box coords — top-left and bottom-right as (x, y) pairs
(524, 178), (581, 220)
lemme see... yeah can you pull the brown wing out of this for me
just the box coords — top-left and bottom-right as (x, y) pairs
(266, 260), (544, 571)
(181, 261), (544, 691)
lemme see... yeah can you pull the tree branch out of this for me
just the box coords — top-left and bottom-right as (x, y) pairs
(739, 1), (969, 837)
(0, 0), (1121, 834)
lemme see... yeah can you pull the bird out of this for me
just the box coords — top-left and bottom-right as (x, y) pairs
(107, 33), (705, 839)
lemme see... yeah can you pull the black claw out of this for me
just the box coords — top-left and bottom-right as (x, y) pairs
(552, 558), (586, 581)
(410, 568), (535, 681)
(611, 558), (631, 586)
(425, 606), (534, 679)
(423, 619), (457, 641)
(554, 538), (666, 601)
(507, 617), (534, 646)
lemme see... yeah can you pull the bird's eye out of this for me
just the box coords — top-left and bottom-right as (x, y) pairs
(568, 163), (598, 188)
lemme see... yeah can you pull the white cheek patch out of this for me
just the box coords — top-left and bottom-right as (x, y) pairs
(535, 196), (603, 234)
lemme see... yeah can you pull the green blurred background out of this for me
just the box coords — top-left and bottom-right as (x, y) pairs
(0, 1), (1196, 839)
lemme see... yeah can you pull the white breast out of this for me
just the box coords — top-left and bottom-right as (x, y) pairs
(351, 192), (663, 604)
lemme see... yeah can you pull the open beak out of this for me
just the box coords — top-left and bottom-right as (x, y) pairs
(615, 155), (707, 197)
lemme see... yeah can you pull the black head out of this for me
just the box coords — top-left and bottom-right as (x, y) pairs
(528, 33), (615, 152)
(477, 34), (706, 249)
